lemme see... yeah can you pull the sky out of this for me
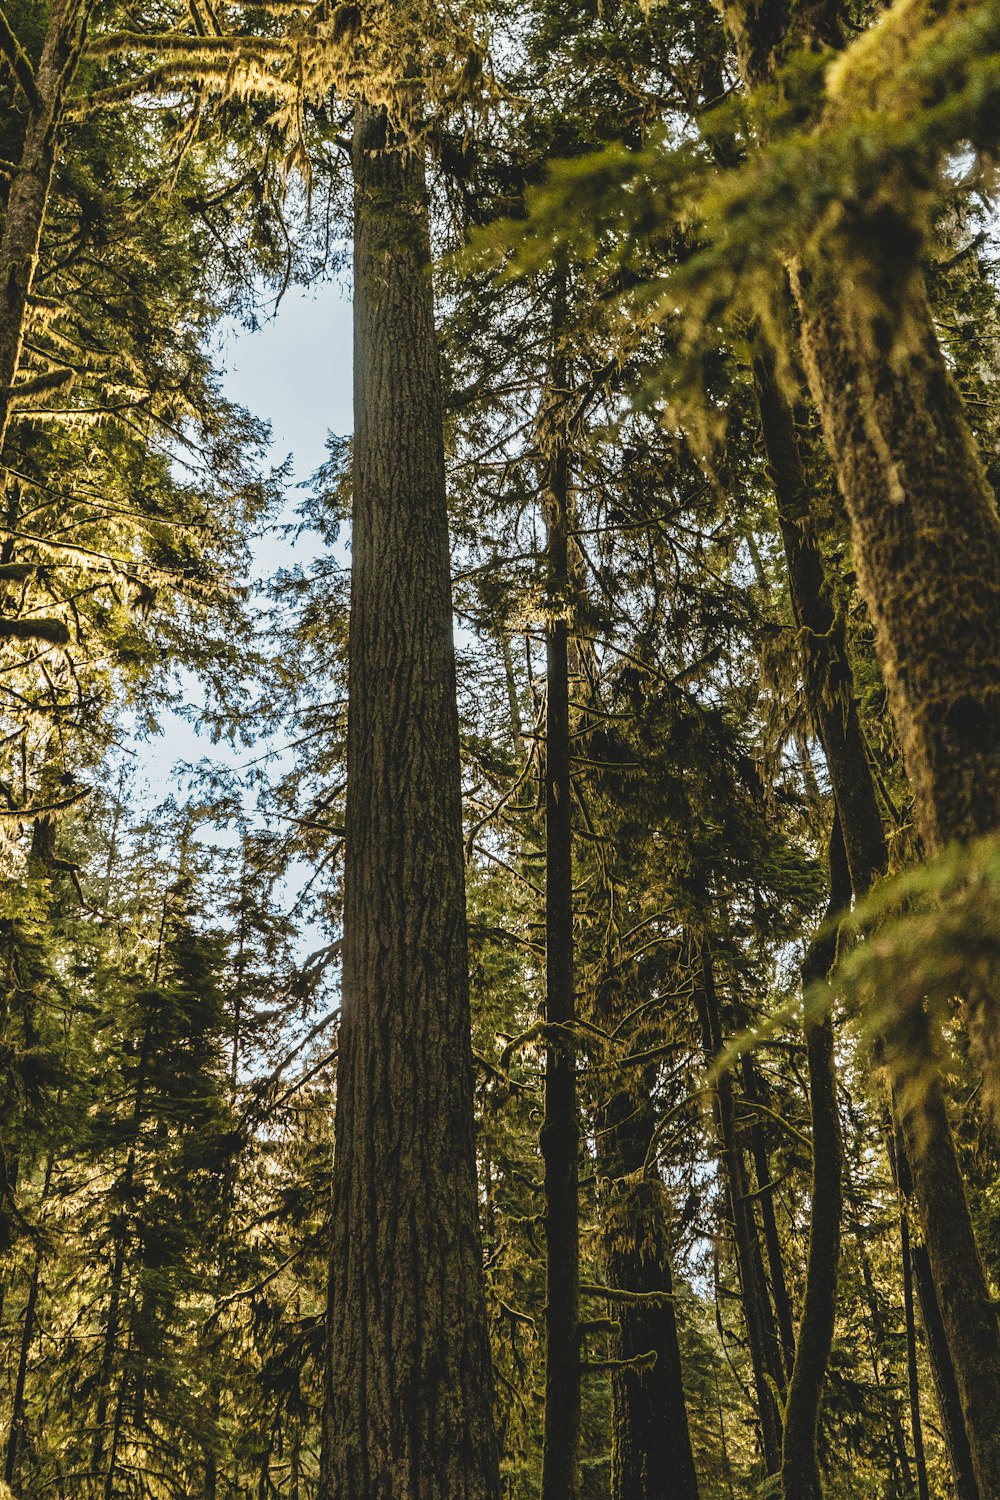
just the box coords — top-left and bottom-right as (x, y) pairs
(222, 278), (354, 489)
(126, 278), (354, 800)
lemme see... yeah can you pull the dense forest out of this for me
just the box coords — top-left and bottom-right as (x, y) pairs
(1, 0), (999, 1497)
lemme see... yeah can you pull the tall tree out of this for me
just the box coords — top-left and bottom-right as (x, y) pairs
(321, 103), (500, 1500)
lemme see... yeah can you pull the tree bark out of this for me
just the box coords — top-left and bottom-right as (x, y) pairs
(539, 309), (581, 1500)
(793, 264), (1000, 856)
(320, 105), (499, 1500)
(753, 319), (992, 1500)
(789, 254), (1000, 1499)
(892, 1125), (981, 1500)
(739, 1049), (795, 1379)
(693, 937), (785, 1474)
(600, 1076), (699, 1500)
(0, 0), (86, 459)
(780, 817), (851, 1500)
(879, 1003), (1000, 1498)
(900, 1204), (930, 1500)
(751, 336), (888, 896)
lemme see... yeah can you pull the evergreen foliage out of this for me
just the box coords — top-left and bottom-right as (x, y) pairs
(0, 0), (998, 1495)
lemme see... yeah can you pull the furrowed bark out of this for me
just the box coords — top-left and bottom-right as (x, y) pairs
(321, 105), (499, 1500)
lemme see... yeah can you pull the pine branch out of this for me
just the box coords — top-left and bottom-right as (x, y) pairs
(0, 5), (43, 112)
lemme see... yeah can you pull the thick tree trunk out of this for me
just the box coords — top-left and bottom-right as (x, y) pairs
(693, 938), (785, 1474)
(600, 1078), (699, 1500)
(320, 106), (499, 1500)
(539, 349), (581, 1500)
(0, 0), (86, 458)
(910, 1238), (979, 1500)
(780, 818), (851, 1500)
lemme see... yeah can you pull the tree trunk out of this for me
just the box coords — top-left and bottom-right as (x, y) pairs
(780, 818), (851, 1500)
(793, 264), (1000, 857)
(320, 105), (499, 1500)
(0, 0), (87, 458)
(892, 1126), (981, 1500)
(879, 1002), (1000, 1498)
(693, 937), (785, 1474)
(752, 324), (993, 1499)
(600, 1076), (699, 1500)
(539, 315), (581, 1500)
(900, 1206), (930, 1500)
(739, 1049), (795, 1378)
(790, 256), (1000, 1499)
(750, 335), (888, 897)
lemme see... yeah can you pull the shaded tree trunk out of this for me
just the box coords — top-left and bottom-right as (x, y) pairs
(693, 937), (785, 1474)
(739, 1048), (795, 1378)
(600, 1075), (699, 1500)
(891, 1124), (980, 1500)
(0, 0), (87, 458)
(790, 254), (1000, 1499)
(753, 323), (988, 1500)
(539, 313), (581, 1500)
(320, 105), (499, 1500)
(793, 266), (1000, 856)
(780, 817), (851, 1500)
(900, 1205), (930, 1500)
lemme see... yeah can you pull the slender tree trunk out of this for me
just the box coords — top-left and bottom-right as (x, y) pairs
(877, 1000), (1000, 1497)
(887, 1119), (979, 1500)
(693, 938), (785, 1474)
(900, 1207), (930, 1500)
(539, 317), (581, 1500)
(5, 1245), (40, 1493)
(321, 105), (498, 1500)
(780, 818), (851, 1500)
(751, 336), (888, 896)
(600, 1076), (699, 1500)
(739, 1050), (795, 1377)
(0, 0), (87, 458)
